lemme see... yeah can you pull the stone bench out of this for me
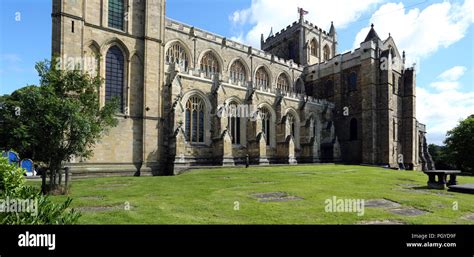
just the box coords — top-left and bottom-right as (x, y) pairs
(423, 170), (461, 190)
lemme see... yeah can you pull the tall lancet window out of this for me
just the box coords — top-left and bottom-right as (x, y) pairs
(185, 96), (205, 143)
(105, 46), (125, 112)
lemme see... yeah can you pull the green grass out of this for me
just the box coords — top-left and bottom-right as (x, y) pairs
(36, 165), (474, 224)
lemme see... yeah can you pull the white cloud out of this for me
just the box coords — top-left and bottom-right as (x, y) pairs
(353, 0), (474, 61)
(230, 0), (382, 47)
(417, 66), (474, 145)
(438, 66), (467, 81)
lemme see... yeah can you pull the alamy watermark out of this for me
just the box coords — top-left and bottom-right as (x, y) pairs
(324, 196), (365, 216)
(0, 196), (38, 216)
(215, 104), (260, 121)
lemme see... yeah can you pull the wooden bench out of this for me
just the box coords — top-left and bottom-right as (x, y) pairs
(423, 170), (461, 189)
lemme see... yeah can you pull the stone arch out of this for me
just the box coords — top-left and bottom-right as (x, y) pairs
(284, 108), (301, 148)
(254, 64), (273, 90)
(197, 48), (224, 75)
(295, 78), (305, 94)
(323, 44), (331, 61)
(100, 37), (130, 60)
(257, 102), (276, 148)
(83, 40), (101, 77)
(224, 96), (247, 146)
(276, 71), (292, 94)
(227, 57), (250, 84)
(164, 39), (192, 71)
(180, 89), (212, 145)
(309, 37), (319, 57)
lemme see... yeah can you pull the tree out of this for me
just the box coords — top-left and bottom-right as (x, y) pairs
(444, 115), (474, 174)
(428, 144), (456, 170)
(0, 59), (118, 192)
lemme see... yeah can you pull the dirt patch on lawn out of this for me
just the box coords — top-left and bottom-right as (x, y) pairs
(78, 196), (105, 200)
(358, 220), (406, 225)
(252, 192), (303, 202)
(365, 199), (401, 208)
(76, 206), (121, 212)
(389, 207), (428, 216)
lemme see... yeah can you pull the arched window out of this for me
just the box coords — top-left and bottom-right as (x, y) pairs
(294, 79), (304, 94)
(185, 96), (205, 143)
(230, 60), (246, 85)
(323, 45), (330, 61)
(348, 72), (357, 91)
(255, 67), (269, 90)
(200, 51), (220, 79)
(166, 43), (189, 71)
(310, 39), (318, 57)
(108, 0), (125, 30)
(105, 46), (125, 112)
(227, 102), (241, 144)
(260, 108), (271, 146)
(310, 117), (316, 138)
(277, 74), (290, 94)
(350, 118), (358, 141)
(325, 80), (334, 97)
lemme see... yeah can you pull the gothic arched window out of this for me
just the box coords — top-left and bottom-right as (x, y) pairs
(310, 39), (318, 57)
(323, 45), (330, 61)
(277, 74), (290, 94)
(255, 67), (269, 90)
(230, 60), (246, 85)
(108, 0), (125, 30)
(185, 96), (205, 143)
(348, 72), (357, 91)
(260, 108), (271, 145)
(228, 102), (241, 144)
(166, 43), (189, 71)
(105, 46), (125, 112)
(350, 118), (358, 141)
(295, 79), (305, 94)
(200, 51), (220, 79)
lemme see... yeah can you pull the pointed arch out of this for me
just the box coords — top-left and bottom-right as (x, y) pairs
(276, 72), (291, 94)
(228, 58), (250, 85)
(284, 108), (301, 148)
(165, 39), (191, 71)
(257, 102), (276, 147)
(323, 44), (330, 61)
(295, 78), (305, 94)
(198, 49), (223, 79)
(254, 65), (272, 90)
(310, 38), (319, 57)
(181, 90), (212, 144)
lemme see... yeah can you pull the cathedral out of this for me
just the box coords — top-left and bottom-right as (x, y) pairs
(52, 0), (433, 176)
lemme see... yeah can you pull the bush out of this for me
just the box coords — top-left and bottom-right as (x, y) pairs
(0, 157), (80, 224)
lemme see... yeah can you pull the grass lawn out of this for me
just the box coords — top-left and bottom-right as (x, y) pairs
(39, 165), (474, 224)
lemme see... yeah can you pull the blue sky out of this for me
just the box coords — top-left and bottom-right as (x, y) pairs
(0, 0), (473, 144)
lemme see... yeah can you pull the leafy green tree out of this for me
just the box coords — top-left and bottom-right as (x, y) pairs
(444, 115), (474, 174)
(428, 144), (456, 170)
(0, 59), (118, 191)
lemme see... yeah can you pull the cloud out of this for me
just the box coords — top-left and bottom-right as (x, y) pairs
(230, 0), (382, 47)
(438, 66), (467, 81)
(417, 66), (474, 145)
(353, 0), (474, 61)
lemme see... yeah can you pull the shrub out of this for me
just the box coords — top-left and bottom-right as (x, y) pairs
(0, 157), (81, 224)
